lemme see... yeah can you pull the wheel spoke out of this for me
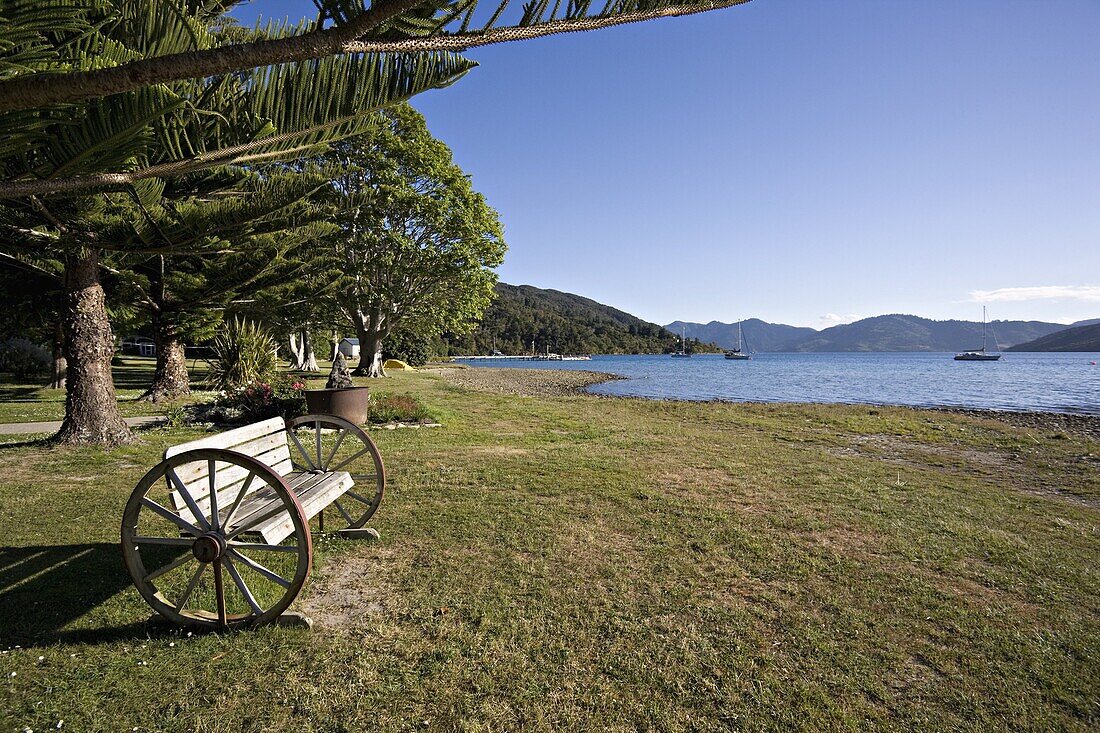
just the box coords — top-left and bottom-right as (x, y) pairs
(214, 559), (227, 626)
(166, 468), (212, 532)
(287, 429), (317, 471)
(228, 541), (299, 554)
(133, 535), (194, 547)
(139, 497), (202, 536)
(329, 447), (370, 472)
(333, 499), (355, 525)
(207, 460), (219, 530)
(220, 472), (255, 530)
(315, 420), (322, 469)
(175, 563), (206, 612)
(228, 549), (291, 589)
(223, 556), (263, 616)
(143, 553), (193, 583)
(322, 428), (348, 470)
(344, 489), (374, 505)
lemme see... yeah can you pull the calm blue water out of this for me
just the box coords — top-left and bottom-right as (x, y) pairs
(455, 353), (1100, 414)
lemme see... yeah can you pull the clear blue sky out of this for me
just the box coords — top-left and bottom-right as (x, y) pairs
(234, 1), (1099, 328)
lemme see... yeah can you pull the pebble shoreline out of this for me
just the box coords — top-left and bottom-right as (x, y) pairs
(429, 365), (1100, 440)
(427, 366), (623, 397)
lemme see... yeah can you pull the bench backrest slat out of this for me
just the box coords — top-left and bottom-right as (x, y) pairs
(165, 417), (291, 515)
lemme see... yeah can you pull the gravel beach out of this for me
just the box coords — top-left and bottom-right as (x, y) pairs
(426, 365), (622, 396)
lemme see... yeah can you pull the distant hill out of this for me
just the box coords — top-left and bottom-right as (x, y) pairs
(667, 319), (817, 351)
(671, 314), (1071, 352)
(782, 314), (1065, 352)
(1071, 318), (1100, 328)
(444, 283), (719, 355)
(1007, 323), (1100, 352)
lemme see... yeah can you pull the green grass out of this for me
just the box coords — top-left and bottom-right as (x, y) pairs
(0, 357), (215, 424)
(0, 371), (1097, 731)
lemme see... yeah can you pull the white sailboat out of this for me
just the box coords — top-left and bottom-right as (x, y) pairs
(954, 307), (1002, 361)
(724, 320), (751, 360)
(671, 327), (691, 357)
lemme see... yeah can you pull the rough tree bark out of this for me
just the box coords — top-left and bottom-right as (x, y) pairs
(140, 257), (190, 402)
(53, 249), (133, 445)
(142, 327), (189, 402)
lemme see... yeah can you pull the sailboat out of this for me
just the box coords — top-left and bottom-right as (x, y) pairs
(671, 327), (691, 357)
(724, 320), (751, 360)
(954, 307), (1002, 361)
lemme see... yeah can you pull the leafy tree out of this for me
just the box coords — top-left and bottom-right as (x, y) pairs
(323, 104), (505, 377)
(0, 3), (468, 444)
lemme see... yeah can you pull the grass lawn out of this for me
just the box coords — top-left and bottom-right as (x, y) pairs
(0, 357), (217, 425)
(0, 370), (1097, 731)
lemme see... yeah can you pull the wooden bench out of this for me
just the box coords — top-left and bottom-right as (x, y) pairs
(121, 414), (385, 629)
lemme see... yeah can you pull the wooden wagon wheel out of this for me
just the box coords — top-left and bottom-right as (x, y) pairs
(286, 414), (386, 531)
(121, 449), (312, 629)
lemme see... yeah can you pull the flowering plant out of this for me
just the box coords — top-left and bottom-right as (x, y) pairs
(214, 376), (306, 421)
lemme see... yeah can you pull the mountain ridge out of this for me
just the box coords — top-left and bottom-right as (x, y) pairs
(1007, 323), (1100, 352)
(670, 314), (1084, 352)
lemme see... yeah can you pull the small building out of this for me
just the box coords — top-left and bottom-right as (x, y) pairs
(338, 337), (360, 359)
(121, 336), (156, 357)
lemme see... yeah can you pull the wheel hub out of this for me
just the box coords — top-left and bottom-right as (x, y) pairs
(192, 532), (226, 563)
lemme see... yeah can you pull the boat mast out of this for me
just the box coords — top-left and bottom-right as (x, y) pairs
(737, 320), (743, 352)
(985, 303), (994, 352)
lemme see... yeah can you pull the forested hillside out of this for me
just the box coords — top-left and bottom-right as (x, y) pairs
(443, 284), (718, 355)
(1007, 323), (1100, 352)
(786, 315), (1066, 352)
(668, 319), (817, 351)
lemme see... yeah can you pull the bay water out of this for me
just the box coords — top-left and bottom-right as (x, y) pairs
(454, 352), (1100, 414)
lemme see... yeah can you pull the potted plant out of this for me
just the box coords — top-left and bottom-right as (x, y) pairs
(303, 352), (371, 424)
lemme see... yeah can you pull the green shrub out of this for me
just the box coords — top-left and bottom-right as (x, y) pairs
(0, 337), (50, 380)
(207, 318), (277, 390)
(370, 392), (432, 424)
(383, 329), (433, 367)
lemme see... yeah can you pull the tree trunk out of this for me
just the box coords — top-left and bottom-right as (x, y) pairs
(301, 328), (319, 371)
(140, 257), (190, 402)
(141, 329), (190, 402)
(53, 249), (133, 446)
(289, 332), (305, 370)
(50, 319), (66, 390)
(351, 308), (387, 377)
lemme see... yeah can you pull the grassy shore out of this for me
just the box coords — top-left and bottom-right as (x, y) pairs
(1, 367), (1097, 731)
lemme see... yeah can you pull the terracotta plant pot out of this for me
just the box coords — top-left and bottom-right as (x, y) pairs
(303, 386), (370, 425)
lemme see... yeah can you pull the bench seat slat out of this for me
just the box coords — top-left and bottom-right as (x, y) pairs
(165, 417), (287, 456)
(164, 417), (292, 515)
(167, 448), (292, 514)
(177, 471), (353, 545)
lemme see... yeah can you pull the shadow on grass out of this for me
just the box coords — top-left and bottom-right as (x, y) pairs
(0, 543), (166, 646)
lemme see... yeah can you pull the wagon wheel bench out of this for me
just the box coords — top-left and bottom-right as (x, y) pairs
(121, 415), (385, 629)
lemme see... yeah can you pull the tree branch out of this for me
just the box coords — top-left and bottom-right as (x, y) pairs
(0, 0), (426, 114)
(0, 1), (749, 114)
